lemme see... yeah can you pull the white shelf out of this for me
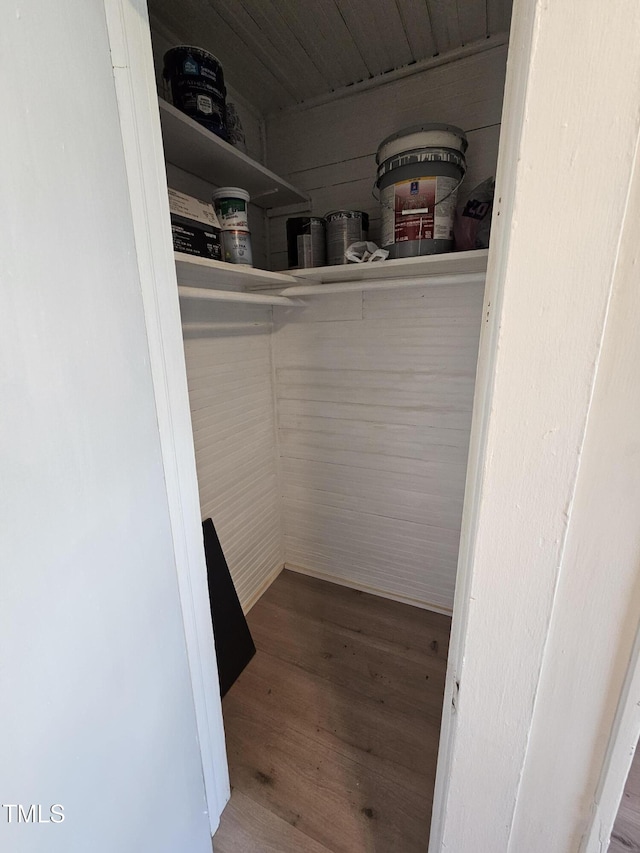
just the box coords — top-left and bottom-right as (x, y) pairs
(245, 249), (489, 293)
(174, 254), (301, 306)
(159, 99), (309, 209)
(285, 249), (489, 284)
(174, 249), (488, 304)
(174, 252), (299, 290)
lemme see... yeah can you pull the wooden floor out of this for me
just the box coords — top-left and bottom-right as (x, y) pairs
(213, 570), (450, 853)
(610, 747), (640, 852)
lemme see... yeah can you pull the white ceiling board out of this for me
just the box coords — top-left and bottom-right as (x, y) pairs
(148, 0), (296, 111)
(427, 0), (460, 54)
(149, 0), (513, 113)
(395, 0), (438, 61)
(213, 0), (327, 103)
(457, 0), (487, 44)
(487, 0), (513, 36)
(246, 0), (341, 90)
(335, 0), (413, 77)
(278, 0), (371, 90)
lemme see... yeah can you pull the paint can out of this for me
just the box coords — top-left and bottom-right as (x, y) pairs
(212, 187), (251, 231)
(286, 217), (326, 269)
(325, 210), (369, 266)
(163, 46), (227, 139)
(222, 230), (253, 266)
(375, 124), (467, 258)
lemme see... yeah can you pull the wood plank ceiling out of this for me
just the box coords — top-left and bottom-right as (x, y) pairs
(148, 0), (513, 114)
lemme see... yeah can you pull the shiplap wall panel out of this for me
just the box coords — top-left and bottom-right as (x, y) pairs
(266, 47), (507, 269)
(180, 303), (283, 611)
(272, 282), (484, 611)
(267, 48), (507, 173)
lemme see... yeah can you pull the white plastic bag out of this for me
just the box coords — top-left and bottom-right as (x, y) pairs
(345, 241), (389, 263)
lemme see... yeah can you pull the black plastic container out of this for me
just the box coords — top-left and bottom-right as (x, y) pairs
(163, 46), (227, 139)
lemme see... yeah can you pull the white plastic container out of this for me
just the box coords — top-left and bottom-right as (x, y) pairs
(212, 187), (250, 230)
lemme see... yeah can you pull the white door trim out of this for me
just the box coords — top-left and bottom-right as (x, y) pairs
(429, 0), (640, 849)
(427, 0), (538, 844)
(102, 0), (230, 834)
(581, 629), (640, 852)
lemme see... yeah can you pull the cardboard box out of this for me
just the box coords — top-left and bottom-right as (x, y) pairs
(168, 188), (222, 261)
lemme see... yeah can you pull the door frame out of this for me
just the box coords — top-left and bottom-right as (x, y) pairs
(581, 632), (640, 852)
(103, 0), (229, 834)
(102, 0), (640, 847)
(429, 0), (640, 849)
(427, 0), (539, 843)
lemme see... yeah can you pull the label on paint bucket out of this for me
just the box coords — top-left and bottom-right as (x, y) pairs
(222, 230), (253, 265)
(212, 189), (251, 230)
(196, 94), (213, 115)
(381, 176), (458, 246)
(216, 198), (248, 229)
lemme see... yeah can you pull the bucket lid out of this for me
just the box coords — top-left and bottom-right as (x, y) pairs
(211, 187), (251, 203)
(164, 45), (223, 68)
(376, 123), (468, 164)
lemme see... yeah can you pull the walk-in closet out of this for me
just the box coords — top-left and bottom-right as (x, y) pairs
(145, 2), (513, 848)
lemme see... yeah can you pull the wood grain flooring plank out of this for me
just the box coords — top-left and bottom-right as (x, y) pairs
(610, 747), (640, 852)
(224, 706), (431, 853)
(224, 651), (437, 790)
(213, 790), (334, 853)
(262, 570), (451, 655)
(248, 599), (445, 723)
(214, 571), (448, 853)
(251, 591), (447, 673)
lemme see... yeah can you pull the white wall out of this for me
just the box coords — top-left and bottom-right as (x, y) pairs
(266, 44), (508, 270)
(272, 283), (483, 612)
(0, 2), (212, 851)
(180, 302), (284, 611)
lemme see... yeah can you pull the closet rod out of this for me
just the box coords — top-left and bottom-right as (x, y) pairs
(182, 322), (271, 332)
(277, 272), (485, 297)
(177, 285), (302, 306)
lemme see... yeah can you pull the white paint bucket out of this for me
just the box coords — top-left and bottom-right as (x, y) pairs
(376, 124), (467, 258)
(212, 187), (251, 230)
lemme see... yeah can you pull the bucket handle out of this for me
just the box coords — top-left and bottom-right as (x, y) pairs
(372, 173), (464, 209)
